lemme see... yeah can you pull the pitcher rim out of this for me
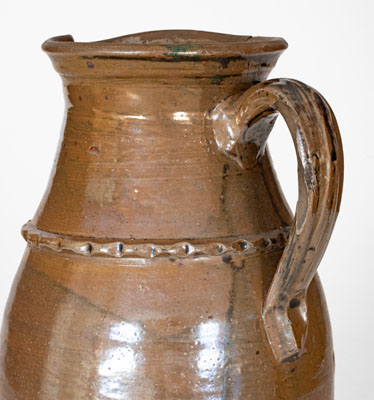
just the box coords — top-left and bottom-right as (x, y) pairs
(42, 29), (288, 59)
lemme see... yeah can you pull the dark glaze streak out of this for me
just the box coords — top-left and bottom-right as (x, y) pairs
(230, 259), (245, 271)
(209, 56), (247, 68)
(81, 55), (247, 65)
(28, 261), (124, 321)
(289, 298), (300, 308)
(258, 152), (291, 228)
(312, 92), (337, 162)
(222, 254), (232, 264)
(221, 260), (241, 397)
(312, 153), (321, 213)
(220, 163), (235, 234)
(329, 165), (338, 210)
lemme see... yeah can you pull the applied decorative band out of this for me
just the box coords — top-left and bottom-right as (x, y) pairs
(21, 221), (290, 259)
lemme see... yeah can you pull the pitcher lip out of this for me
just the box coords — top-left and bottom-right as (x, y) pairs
(42, 30), (288, 59)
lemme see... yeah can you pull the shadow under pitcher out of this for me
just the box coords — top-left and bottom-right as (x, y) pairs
(0, 30), (343, 399)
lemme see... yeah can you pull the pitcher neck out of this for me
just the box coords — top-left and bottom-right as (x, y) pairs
(31, 75), (292, 240)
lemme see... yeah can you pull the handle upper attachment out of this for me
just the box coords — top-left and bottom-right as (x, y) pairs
(211, 78), (343, 363)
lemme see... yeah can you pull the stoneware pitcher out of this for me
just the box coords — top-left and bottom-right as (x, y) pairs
(0, 30), (343, 399)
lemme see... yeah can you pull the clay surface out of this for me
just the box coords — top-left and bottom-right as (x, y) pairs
(0, 30), (343, 399)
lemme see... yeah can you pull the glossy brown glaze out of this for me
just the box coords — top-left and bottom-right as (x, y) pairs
(212, 79), (343, 363)
(0, 30), (343, 399)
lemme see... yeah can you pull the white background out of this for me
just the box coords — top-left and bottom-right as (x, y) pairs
(0, 0), (373, 398)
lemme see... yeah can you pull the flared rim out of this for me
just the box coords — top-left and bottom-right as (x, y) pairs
(42, 30), (288, 59)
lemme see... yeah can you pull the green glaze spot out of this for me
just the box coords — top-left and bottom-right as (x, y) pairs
(194, 182), (204, 191)
(210, 75), (222, 84)
(162, 44), (201, 59)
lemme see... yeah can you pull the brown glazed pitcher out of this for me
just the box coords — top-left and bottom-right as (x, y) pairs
(0, 30), (343, 399)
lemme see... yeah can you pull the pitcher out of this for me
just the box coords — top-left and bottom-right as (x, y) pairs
(0, 30), (343, 399)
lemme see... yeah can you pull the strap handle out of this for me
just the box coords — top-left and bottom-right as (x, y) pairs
(212, 78), (343, 363)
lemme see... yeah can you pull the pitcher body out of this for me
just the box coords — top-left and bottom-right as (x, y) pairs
(0, 30), (343, 399)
